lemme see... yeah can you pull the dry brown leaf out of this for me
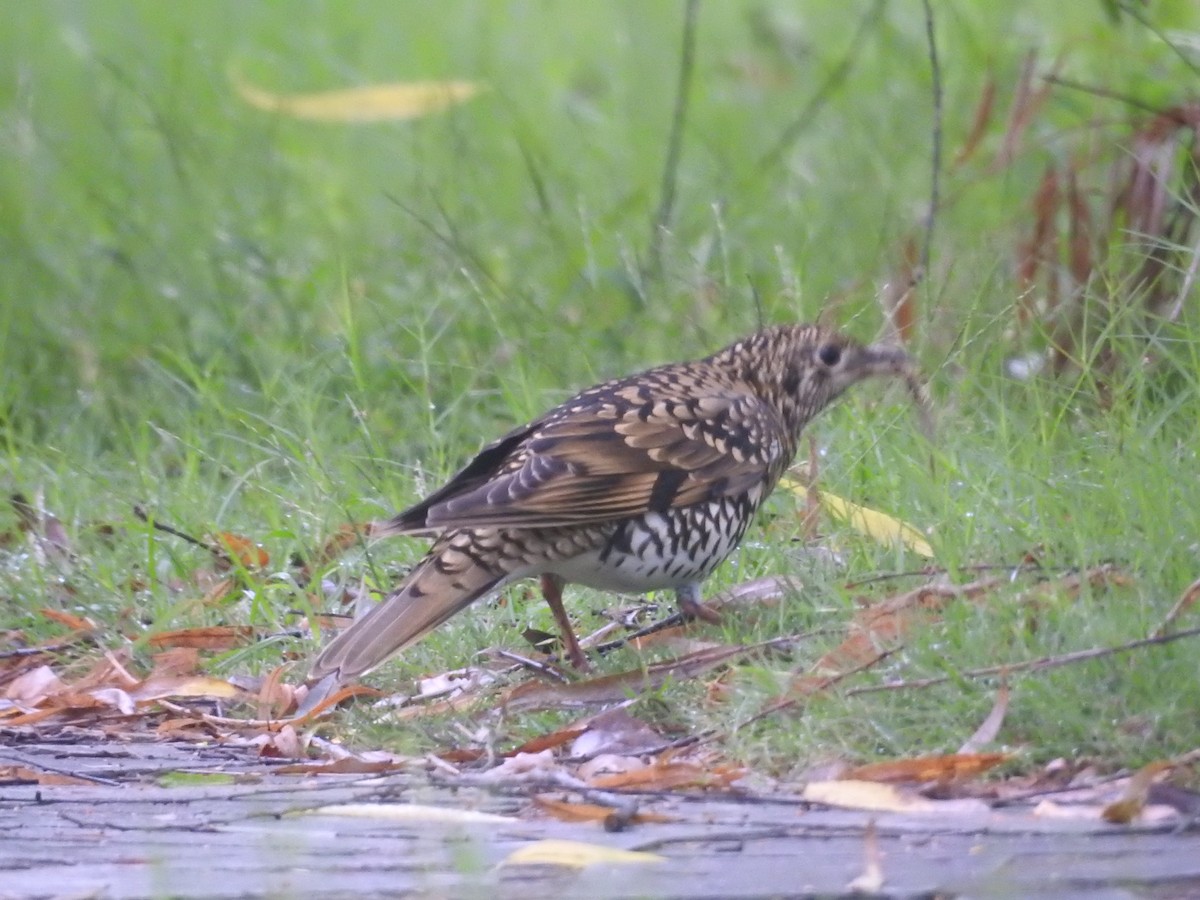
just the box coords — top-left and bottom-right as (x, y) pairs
(149, 647), (202, 677)
(533, 795), (675, 825)
(880, 233), (920, 346)
(212, 532), (269, 569)
(847, 753), (1010, 785)
(39, 608), (95, 632)
(954, 75), (996, 168)
(586, 754), (743, 792)
(273, 756), (409, 776)
(146, 625), (259, 650)
(0, 764), (96, 787)
(993, 50), (1059, 172)
(506, 726), (589, 757)
(297, 522), (375, 584)
(288, 682), (384, 725)
(3, 665), (64, 705)
(156, 717), (219, 740)
(256, 665), (295, 720)
(256, 723), (305, 759)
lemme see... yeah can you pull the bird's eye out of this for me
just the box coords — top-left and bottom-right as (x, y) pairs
(817, 344), (842, 367)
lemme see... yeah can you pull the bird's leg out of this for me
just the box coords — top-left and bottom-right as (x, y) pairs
(540, 573), (590, 670)
(675, 582), (722, 624)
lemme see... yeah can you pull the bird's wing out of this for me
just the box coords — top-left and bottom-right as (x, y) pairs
(414, 388), (791, 529)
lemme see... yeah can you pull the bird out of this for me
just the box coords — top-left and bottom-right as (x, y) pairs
(306, 323), (917, 691)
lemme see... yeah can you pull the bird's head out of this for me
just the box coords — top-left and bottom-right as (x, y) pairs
(722, 324), (925, 437)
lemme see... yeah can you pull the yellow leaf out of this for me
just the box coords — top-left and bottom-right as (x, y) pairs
(803, 779), (989, 815)
(819, 491), (935, 558)
(502, 839), (665, 868)
(130, 675), (245, 702)
(231, 72), (484, 122)
(803, 779), (936, 813)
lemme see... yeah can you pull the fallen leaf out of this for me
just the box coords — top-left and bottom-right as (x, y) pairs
(232, 73), (485, 122)
(817, 491), (935, 558)
(533, 795), (674, 826)
(847, 753), (1010, 785)
(507, 726), (589, 757)
(273, 757), (410, 776)
(129, 674), (246, 703)
(501, 839), (664, 868)
(0, 765), (95, 787)
(39, 608), (95, 632)
(805, 779), (936, 813)
(586, 754), (743, 792)
(146, 625), (258, 650)
(3, 665), (64, 705)
(211, 532), (269, 569)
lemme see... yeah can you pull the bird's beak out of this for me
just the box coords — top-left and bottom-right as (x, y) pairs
(847, 343), (934, 441)
(853, 342), (914, 379)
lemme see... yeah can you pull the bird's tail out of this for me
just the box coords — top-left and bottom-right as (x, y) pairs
(305, 532), (506, 687)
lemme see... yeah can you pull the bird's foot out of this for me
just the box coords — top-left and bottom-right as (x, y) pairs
(677, 594), (722, 625)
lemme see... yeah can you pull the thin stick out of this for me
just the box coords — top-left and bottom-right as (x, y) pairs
(132, 504), (210, 552)
(843, 625), (1200, 697)
(648, 0), (700, 276)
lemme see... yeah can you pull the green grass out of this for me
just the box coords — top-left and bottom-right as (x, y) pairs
(3, 1), (1200, 773)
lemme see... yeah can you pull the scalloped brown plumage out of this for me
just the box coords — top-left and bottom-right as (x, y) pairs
(306, 323), (917, 690)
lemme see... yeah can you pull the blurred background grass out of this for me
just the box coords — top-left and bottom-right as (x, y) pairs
(3, 1), (1200, 766)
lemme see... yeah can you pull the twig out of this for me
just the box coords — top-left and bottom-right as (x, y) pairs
(490, 649), (571, 683)
(132, 504), (210, 553)
(1152, 576), (1200, 639)
(727, 647), (900, 734)
(844, 625), (1200, 697)
(647, 0), (700, 277)
(919, 0), (942, 285)
(0, 753), (122, 787)
(843, 561), (1062, 589)
(752, 0), (884, 176)
(0, 641), (83, 660)
(1118, 1), (1200, 79)
(1041, 74), (1173, 119)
